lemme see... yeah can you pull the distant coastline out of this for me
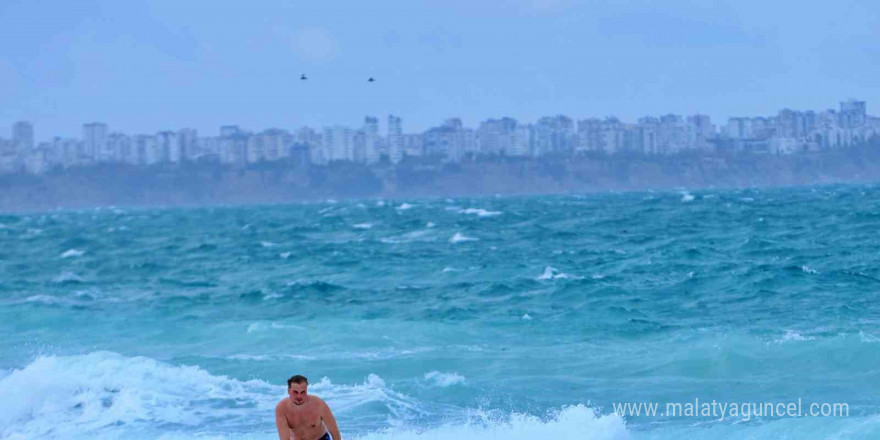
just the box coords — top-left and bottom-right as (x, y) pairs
(2, 141), (880, 213)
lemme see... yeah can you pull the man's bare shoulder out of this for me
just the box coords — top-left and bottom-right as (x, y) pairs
(275, 398), (290, 413)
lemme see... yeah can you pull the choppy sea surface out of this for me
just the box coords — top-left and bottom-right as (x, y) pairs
(2, 186), (880, 439)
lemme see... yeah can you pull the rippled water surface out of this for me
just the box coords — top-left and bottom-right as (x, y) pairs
(2, 186), (880, 439)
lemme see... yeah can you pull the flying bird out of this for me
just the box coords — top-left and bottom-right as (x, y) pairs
(300, 74), (307, 80)
(368, 77), (375, 82)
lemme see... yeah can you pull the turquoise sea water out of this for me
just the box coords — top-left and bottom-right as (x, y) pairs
(2, 186), (879, 439)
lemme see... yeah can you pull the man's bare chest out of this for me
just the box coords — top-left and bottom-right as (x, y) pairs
(285, 407), (322, 430)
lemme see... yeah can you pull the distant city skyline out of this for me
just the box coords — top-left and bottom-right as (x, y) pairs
(1, 98), (877, 176)
(2, 99), (873, 146)
(2, 1), (879, 140)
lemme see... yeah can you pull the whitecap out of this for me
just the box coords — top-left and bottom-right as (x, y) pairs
(227, 354), (316, 361)
(771, 330), (815, 344)
(0, 352), (280, 439)
(279, 252), (293, 259)
(260, 241), (278, 248)
(424, 371), (466, 387)
(355, 404), (627, 440)
(353, 223), (373, 229)
(459, 208), (502, 217)
(52, 271), (83, 284)
(24, 295), (65, 306)
(801, 265), (818, 274)
(60, 249), (85, 258)
(381, 229), (434, 244)
(449, 232), (478, 243)
(246, 322), (306, 333)
(680, 191), (695, 202)
(522, 313), (533, 321)
(537, 266), (583, 280)
(397, 203), (415, 210)
(426, 222), (436, 228)
(442, 267), (459, 273)
(860, 331), (880, 343)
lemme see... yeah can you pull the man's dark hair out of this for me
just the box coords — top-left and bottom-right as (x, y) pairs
(287, 375), (308, 388)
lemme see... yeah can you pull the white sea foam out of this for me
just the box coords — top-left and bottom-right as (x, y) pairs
(260, 241), (278, 248)
(771, 330), (816, 344)
(23, 295), (67, 306)
(226, 354), (316, 361)
(60, 249), (85, 258)
(449, 233), (478, 243)
(52, 271), (84, 283)
(424, 371), (466, 387)
(522, 313), (533, 321)
(426, 222), (436, 228)
(801, 265), (818, 274)
(279, 252), (293, 259)
(381, 229), (435, 244)
(246, 322), (305, 333)
(537, 266), (583, 280)
(397, 203), (415, 210)
(458, 208), (502, 217)
(358, 405), (629, 440)
(442, 267), (459, 273)
(680, 192), (695, 202)
(353, 223), (374, 229)
(0, 352), (279, 439)
(859, 331), (880, 343)
(0, 352), (642, 439)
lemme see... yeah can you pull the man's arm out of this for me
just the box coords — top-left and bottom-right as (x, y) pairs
(320, 399), (342, 440)
(275, 401), (293, 440)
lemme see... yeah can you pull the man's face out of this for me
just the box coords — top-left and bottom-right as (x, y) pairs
(288, 383), (308, 406)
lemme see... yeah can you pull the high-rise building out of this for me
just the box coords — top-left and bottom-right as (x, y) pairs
(178, 128), (198, 160)
(156, 131), (181, 163)
(323, 126), (354, 162)
(687, 114), (715, 149)
(534, 116), (574, 156)
(82, 122), (108, 161)
(387, 115), (403, 163)
(477, 117), (517, 155)
(363, 116), (381, 163)
(106, 133), (132, 163)
(839, 99), (867, 128)
(12, 121), (34, 152)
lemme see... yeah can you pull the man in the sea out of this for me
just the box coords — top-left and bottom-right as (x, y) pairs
(275, 375), (342, 440)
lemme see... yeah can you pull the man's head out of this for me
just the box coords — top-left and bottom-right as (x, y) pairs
(287, 375), (309, 406)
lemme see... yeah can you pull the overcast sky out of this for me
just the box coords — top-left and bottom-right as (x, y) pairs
(2, 0), (878, 140)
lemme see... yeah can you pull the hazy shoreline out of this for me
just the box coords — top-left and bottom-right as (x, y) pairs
(3, 144), (880, 213)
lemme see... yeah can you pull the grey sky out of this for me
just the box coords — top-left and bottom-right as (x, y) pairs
(2, 0), (878, 140)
